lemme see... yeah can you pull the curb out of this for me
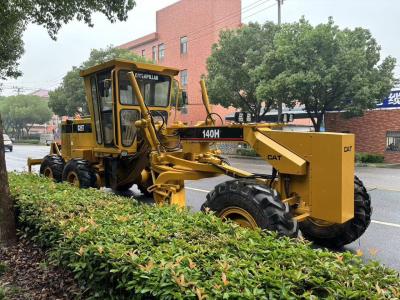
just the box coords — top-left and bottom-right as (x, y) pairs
(356, 163), (400, 169)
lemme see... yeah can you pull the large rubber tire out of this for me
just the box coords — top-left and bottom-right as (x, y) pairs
(201, 179), (298, 237)
(62, 159), (97, 189)
(299, 176), (372, 248)
(39, 155), (65, 182)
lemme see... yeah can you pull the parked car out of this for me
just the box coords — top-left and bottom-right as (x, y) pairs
(3, 134), (13, 152)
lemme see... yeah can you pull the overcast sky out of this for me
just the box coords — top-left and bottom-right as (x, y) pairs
(1, 0), (399, 96)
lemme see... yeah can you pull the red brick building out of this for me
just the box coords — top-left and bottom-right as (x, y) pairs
(119, 0), (241, 124)
(325, 109), (400, 163)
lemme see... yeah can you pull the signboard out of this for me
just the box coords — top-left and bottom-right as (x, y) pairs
(377, 90), (400, 108)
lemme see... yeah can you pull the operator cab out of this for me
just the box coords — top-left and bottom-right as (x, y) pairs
(79, 59), (185, 154)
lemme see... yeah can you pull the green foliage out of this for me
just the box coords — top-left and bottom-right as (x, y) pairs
(0, 2), (24, 80)
(255, 17), (396, 131)
(0, 262), (6, 275)
(0, 286), (5, 300)
(48, 46), (149, 116)
(206, 22), (280, 121)
(0, 95), (52, 138)
(356, 153), (385, 164)
(8, 173), (400, 299)
(0, 0), (135, 81)
(236, 148), (258, 157)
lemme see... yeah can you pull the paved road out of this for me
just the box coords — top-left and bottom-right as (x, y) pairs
(5, 145), (400, 271)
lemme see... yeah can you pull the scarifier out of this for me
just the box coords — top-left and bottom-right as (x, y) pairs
(28, 59), (371, 248)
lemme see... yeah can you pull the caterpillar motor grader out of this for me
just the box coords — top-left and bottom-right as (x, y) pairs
(28, 59), (371, 248)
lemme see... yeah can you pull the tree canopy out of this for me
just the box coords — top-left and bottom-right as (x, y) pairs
(48, 46), (149, 116)
(255, 17), (396, 131)
(207, 18), (396, 130)
(0, 0), (135, 81)
(0, 95), (52, 138)
(206, 22), (280, 121)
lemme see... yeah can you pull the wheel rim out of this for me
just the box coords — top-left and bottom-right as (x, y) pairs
(219, 207), (258, 229)
(308, 218), (335, 227)
(43, 167), (54, 179)
(66, 172), (80, 188)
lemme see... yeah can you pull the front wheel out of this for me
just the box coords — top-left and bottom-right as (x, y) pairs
(201, 179), (298, 237)
(40, 155), (64, 182)
(299, 176), (372, 248)
(62, 159), (97, 189)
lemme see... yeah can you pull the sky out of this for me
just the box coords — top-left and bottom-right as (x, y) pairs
(1, 0), (399, 96)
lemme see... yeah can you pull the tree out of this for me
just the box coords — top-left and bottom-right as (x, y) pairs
(206, 22), (280, 121)
(0, 114), (16, 246)
(49, 46), (149, 116)
(1, 0), (136, 245)
(0, 2), (24, 80)
(255, 18), (397, 131)
(0, 95), (52, 139)
(0, 0), (135, 79)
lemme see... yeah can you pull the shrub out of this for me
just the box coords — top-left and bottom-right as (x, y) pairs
(9, 174), (400, 299)
(236, 148), (258, 157)
(356, 152), (385, 163)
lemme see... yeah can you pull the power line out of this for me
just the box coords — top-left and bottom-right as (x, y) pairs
(126, 0), (273, 51)
(1, 0), (282, 95)
(171, 2), (277, 47)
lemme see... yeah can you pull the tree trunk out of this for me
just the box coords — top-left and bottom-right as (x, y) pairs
(0, 113), (16, 246)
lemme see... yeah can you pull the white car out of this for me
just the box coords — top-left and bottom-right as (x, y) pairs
(3, 134), (13, 152)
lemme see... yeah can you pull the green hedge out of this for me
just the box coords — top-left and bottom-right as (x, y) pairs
(356, 152), (385, 163)
(236, 148), (258, 157)
(9, 174), (400, 299)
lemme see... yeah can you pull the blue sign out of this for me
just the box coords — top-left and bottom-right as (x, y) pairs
(377, 90), (400, 108)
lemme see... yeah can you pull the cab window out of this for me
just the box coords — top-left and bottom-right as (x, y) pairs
(118, 70), (171, 107)
(97, 71), (114, 146)
(120, 110), (140, 147)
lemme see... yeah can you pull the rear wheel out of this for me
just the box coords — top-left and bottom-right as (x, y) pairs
(299, 176), (372, 248)
(39, 155), (64, 182)
(201, 179), (298, 237)
(62, 159), (97, 189)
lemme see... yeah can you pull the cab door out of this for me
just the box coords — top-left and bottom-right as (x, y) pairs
(115, 69), (141, 153)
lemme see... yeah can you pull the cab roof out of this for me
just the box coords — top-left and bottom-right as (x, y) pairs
(79, 59), (180, 77)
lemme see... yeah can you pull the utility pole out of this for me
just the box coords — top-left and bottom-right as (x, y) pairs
(277, 0), (283, 123)
(13, 86), (23, 95)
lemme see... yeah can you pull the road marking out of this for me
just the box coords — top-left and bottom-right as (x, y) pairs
(367, 186), (400, 192)
(186, 187), (210, 193)
(186, 187), (400, 229)
(371, 220), (400, 228)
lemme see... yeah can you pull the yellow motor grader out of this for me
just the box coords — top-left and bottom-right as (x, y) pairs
(28, 59), (371, 248)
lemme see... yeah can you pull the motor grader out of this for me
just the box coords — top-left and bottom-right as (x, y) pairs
(28, 59), (371, 248)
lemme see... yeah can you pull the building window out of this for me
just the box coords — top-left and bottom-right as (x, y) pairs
(152, 46), (157, 62)
(386, 131), (400, 152)
(180, 36), (188, 54)
(158, 44), (165, 61)
(180, 70), (188, 88)
(141, 49), (145, 57)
